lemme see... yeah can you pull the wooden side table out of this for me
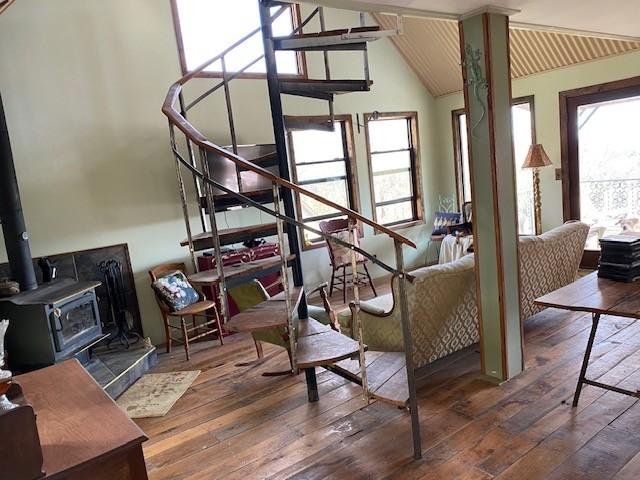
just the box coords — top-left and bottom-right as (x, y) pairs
(15, 359), (148, 479)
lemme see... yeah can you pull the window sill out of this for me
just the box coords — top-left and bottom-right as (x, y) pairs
(373, 219), (425, 235)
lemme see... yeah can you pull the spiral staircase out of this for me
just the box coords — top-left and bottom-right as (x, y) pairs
(162, 0), (422, 459)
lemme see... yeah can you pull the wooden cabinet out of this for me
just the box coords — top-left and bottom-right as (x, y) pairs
(15, 359), (148, 479)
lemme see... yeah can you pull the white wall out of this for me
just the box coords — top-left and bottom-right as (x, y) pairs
(0, 1), (437, 343)
(434, 50), (640, 232)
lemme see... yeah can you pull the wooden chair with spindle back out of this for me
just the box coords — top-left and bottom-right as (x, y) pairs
(320, 218), (377, 303)
(149, 262), (223, 361)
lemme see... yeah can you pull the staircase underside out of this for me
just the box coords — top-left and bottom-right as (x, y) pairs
(181, 223), (278, 250)
(187, 254), (295, 289)
(331, 351), (409, 407)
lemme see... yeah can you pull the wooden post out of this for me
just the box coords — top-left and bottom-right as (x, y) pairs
(459, 7), (524, 381)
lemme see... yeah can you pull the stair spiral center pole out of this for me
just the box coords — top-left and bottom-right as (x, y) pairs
(199, 146), (230, 325)
(350, 225), (368, 404)
(272, 183), (295, 373)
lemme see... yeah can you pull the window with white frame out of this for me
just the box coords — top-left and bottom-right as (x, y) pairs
(171, 0), (304, 77)
(365, 112), (423, 227)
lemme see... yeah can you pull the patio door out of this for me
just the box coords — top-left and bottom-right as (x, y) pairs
(560, 77), (640, 268)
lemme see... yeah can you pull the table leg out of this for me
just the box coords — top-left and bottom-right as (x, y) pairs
(572, 312), (600, 407)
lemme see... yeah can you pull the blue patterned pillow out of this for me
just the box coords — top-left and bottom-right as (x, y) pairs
(432, 211), (462, 235)
(152, 271), (200, 312)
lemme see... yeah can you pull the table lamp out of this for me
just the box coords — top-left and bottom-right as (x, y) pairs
(522, 144), (553, 235)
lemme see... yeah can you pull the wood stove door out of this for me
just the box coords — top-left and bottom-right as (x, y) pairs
(48, 292), (102, 354)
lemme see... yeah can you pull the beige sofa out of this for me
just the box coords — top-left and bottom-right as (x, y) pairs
(338, 221), (589, 370)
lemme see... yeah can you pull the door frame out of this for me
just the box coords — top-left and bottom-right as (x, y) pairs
(559, 75), (640, 266)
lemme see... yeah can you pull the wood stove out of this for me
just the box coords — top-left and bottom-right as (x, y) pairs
(0, 279), (104, 371)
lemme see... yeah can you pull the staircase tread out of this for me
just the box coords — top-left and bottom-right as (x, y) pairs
(333, 351), (409, 407)
(180, 223), (277, 248)
(296, 321), (361, 369)
(283, 26), (380, 40)
(280, 79), (373, 96)
(225, 286), (303, 333)
(281, 79), (373, 86)
(187, 254), (294, 286)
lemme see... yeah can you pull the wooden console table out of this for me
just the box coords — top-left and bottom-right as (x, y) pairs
(15, 359), (148, 479)
(535, 272), (640, 407)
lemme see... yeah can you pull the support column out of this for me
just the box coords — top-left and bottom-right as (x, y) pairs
(459, 7), (523, 381)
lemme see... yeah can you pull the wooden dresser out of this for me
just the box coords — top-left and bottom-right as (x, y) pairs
(15, 359), (148, 479)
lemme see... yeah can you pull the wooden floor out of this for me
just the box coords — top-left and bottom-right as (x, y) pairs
(136, 304), (640, 480)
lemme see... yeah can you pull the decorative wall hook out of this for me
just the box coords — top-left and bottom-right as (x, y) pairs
(462, 44), (488, 138)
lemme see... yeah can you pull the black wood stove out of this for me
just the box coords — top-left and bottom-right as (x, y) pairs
(1, 279), (105, 371)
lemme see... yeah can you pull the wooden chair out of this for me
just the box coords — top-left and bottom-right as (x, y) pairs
(320, 218), (377, 303)
(149, 262), (223, 361)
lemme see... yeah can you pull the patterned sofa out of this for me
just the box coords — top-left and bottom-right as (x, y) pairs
(337, 221), (589, 370)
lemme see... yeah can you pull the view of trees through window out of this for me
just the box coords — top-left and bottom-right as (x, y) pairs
(172, 0), (300, 75)
(578, 95), (640, 249)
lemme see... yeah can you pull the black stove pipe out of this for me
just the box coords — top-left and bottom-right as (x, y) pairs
(0, 92), (38, 291)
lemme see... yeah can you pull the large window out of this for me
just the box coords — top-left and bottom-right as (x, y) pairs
(365, 112), (423, 227)
(287, 116), (360, 248)
(171, 0), (304, 77)
(453, 97), (536, 235)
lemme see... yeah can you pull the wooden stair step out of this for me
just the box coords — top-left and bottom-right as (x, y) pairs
(333, 351), (409, 407)
(180, 223), (278, 250)
(187, 254), (295, 288)
(201, 188), (274, 213)
(296, 319), (361, 369)
(274, 26), (382, 51)
(280, 79), (373, 99)
(225, 286), (303, 333)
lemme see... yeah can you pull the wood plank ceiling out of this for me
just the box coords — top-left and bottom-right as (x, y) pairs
(374, 14), (640, 97)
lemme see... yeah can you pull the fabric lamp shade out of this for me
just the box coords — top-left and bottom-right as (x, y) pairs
(522, 144), (553, 169)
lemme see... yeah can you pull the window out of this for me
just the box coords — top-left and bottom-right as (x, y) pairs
(365, 112), (423, 227)
(287, 116), (360, 248)
(453, 97), (536, 235)
(171, 0), (304, 77)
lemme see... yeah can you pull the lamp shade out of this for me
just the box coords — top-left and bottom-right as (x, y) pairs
(522, 144), (553, 169)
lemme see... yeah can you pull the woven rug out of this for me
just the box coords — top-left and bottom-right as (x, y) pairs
(116, 370), (200, 418)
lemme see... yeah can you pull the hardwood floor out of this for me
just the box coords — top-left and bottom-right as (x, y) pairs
(136, 305), (640, 479)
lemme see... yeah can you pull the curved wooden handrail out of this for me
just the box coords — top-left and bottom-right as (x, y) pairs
(0, 0), (15, 15)
(163, 86), (415, 248)
(161, 9), (416, 250)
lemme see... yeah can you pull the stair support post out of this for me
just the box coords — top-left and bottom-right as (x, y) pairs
(359, 12), (371, 84)
(199, 146), (230, 325)
(272, 184), (296, 374)
(220, 56), (243, 193)
(394, 240), (422, 460)
(259, 0), (305, 297)
(178, 91), (207, 233)
(318, 7), (335, 123)
(349, 226), (368, 404)
(168, 122), (197, 272)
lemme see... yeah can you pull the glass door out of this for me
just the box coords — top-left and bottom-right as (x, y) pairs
(561, 78), (640, 267)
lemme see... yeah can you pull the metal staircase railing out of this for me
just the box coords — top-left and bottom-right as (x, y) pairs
(163, 1), (421, 460)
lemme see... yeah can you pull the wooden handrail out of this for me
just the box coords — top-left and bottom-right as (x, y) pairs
(0, 0), (15, 15)
(163, 84), (416, 248)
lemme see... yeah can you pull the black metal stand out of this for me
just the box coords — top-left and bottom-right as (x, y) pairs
(572, 312), (640, 407)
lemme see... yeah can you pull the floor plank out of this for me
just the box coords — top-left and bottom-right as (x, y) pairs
(136, 307), (640, 479)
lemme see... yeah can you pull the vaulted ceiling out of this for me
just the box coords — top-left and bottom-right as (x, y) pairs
(373, 14), (640, 97)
